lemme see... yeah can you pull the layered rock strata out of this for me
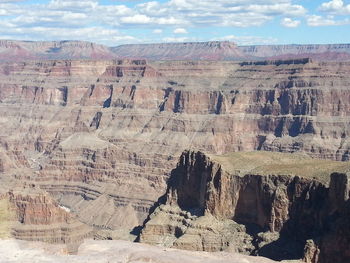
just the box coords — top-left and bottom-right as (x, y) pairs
(0, 40), (117, 61)
(113, 42), (350, 61)
(140, 150), (350, 263)
(0, 187), (91, 253)
(0, 58), (350, 247)
(2, 40), (350, 61)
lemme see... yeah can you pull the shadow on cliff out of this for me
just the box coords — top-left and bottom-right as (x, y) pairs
(133, 157), (204, 241)
(135, 150), (350, 263)
(237, 216), (309, 260)
(134, 151), (320, 260)
(252, 181), (329, 261)
(132, 193), (168, 241)
(255, 230), (305, 260)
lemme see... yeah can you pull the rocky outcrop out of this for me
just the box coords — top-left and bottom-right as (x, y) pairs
(0, 188), (91, 253)
(0, 58), (350, 256)
(140, 150), (350, 262)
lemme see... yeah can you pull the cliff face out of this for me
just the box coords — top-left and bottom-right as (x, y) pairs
(167, 152), (325, 233)
(0, 58), (350, 253)
(0, 189), (91, 253)
(0, 40), (117, 61)
(1, 40), (350, 61)
(140, 151), (350, 262)
(112, 41), (245, 60)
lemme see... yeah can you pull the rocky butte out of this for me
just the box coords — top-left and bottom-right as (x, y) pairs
(0, 40), (349, 262)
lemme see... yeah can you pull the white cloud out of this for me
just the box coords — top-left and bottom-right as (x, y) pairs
(247, 3), (306, 16)
(0, 25), (136, 45)
(62, 12), (87, 20)
(307, 14), (350, 26)
(319, 0), (350, 14)
(0, 0), (309, 33)
(173, 28), (188, 34)
(221, 13), (272, 27)
(47, 0), (98, 11)
(1, 0), (347, 45)
(120, 14), (152, 24)
(153, 29), (162, 34)
(281, 17), (301, 28)
(137, 1), (167, 16)
(162, 36), (191, 42)
(156, 16), (184, 25)
(165, 0), (306, 27)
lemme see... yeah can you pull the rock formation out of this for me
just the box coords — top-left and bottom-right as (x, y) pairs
(0, 40), (117, 61)
(0, 56), (350, 262)
(1, 40), (350, 61)
(140, 150), (350, 263)
(113, 42), (350, 61)
(0, 187), (91, 253)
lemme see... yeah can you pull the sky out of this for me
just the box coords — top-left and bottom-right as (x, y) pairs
(0, 0), (349, 46)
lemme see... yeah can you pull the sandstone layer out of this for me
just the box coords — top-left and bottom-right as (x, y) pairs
(0, 183), (91, 253)
(1, 40), (350, 61)
(0, 58), (350, 261)
(113, 42), (350, 61)
(0, 40), (117, 61)
(140, 150), (350, 263)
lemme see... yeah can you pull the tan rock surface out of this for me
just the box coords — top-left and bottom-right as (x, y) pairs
(0, 186), (91, 251)
(0, 58), (350, 262)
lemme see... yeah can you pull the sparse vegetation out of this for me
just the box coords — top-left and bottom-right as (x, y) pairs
(210, 151), (350, 184)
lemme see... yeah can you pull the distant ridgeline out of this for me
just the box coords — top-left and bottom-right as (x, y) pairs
(0, 40), (350, 61)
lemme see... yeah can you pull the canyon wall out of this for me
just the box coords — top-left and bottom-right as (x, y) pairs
(0, 58), (350, 251)
(140, 150), (350, 263)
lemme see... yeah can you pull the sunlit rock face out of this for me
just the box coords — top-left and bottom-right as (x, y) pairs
(0, 57), (350, 263)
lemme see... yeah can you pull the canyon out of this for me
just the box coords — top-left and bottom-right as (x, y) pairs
(0, 41), (350, 262)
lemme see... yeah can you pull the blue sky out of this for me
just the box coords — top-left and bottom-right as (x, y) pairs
(0, 0), (349, 46)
